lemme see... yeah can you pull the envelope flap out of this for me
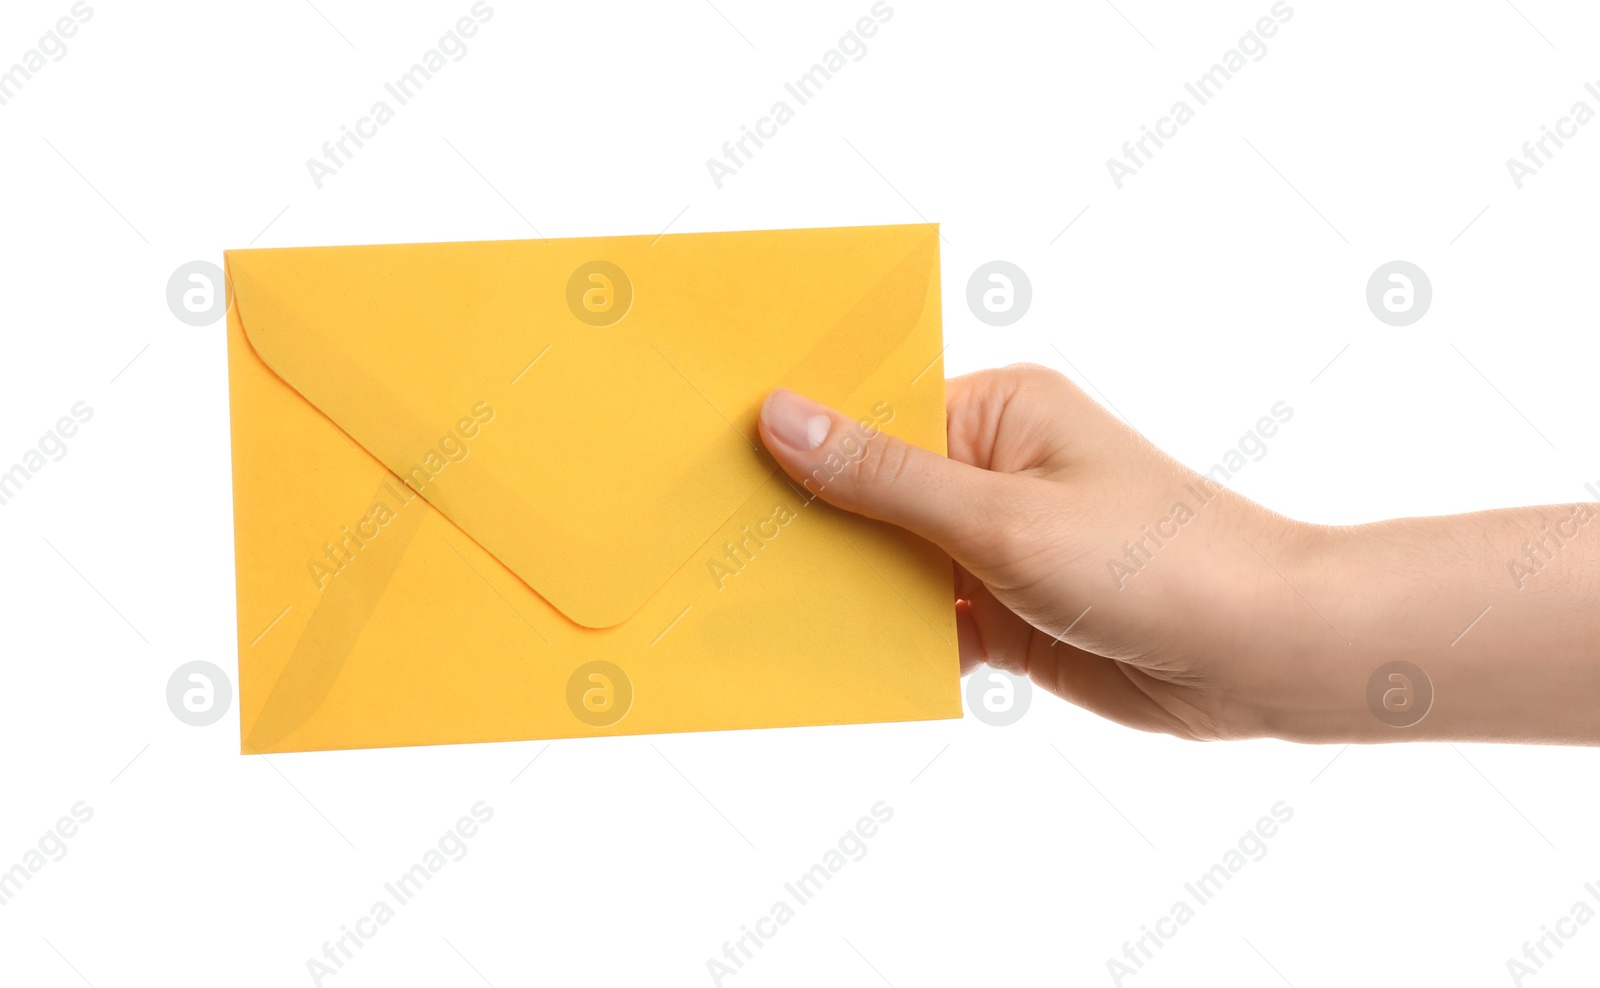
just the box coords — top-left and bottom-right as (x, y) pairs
(224, 225), (938, 628)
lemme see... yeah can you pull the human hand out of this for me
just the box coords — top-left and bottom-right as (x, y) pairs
(757, 365), (1600, 745)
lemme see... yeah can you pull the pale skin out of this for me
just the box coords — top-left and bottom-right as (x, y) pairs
(756, 365), (1600, 745)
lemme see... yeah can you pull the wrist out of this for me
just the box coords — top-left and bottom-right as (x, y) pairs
(1231, 518), (1384, 743)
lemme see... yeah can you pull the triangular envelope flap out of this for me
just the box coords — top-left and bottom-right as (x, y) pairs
(225, 225), (938, 628)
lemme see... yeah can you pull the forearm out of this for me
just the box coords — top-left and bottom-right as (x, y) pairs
(1267, 506), (1600, 744)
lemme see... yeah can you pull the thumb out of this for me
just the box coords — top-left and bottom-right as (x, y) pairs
(757, 388), (1003, 553)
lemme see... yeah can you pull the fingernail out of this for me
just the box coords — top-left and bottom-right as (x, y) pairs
(763, 389), (832, 451)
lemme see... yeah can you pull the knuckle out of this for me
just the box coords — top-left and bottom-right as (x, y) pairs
(850, 434), (913, 495)
(1010, 362), (1084, 403)
(1007, 361), (1063, 385)
(976, 504), (1029, 557)
(978, 487), (1051, 558)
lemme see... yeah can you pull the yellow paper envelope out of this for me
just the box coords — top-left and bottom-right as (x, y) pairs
(223, 223), (958, 754)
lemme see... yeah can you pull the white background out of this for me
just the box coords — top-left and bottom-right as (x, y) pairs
(2, 0), (1598, 985)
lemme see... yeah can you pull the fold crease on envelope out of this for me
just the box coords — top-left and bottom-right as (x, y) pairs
(225, 223), (960, 753)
